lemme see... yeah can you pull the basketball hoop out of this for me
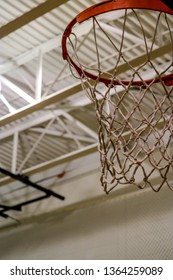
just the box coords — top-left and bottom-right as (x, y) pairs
(62, 0), (173, 193)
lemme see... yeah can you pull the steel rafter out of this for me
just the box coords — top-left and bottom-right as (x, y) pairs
(0, 0), (69, 39)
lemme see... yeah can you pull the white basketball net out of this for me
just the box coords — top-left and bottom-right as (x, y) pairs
(66, 8), (173, 192)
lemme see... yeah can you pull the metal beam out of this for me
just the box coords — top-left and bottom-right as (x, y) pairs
(0, 107), (97, 141)
(0, 42), (171, 127)
(0, 75), (36, 104)
(0, 19), (93, 75)
(98, 21), (144, 44)
(35, 51), (43, 101)
(17, 119), (55, 173)
(0, 82), (83, 127)
(29, 128), (96, 143)
(61, 111), (98, 140)
(0, 110), (61, 139)
(0, 94), (16, 113)
(23, 143), (97, 176)
(0, 143), (98, 187)
(0, 0), (69, 39)
(11, 131), (18, 173)
(115, 44), (172, 76)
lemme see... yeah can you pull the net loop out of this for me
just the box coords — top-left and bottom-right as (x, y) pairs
(62, 0), (173, 192)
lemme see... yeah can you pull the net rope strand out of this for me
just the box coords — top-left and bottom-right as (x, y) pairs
(66, 8), (173, 193)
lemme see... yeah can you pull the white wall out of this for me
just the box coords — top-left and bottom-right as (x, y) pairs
(0, 186), (173, 260)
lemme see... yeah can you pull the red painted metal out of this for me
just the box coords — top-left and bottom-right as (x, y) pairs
(77, 0), (173, 23)
(62, 0), (173, 86)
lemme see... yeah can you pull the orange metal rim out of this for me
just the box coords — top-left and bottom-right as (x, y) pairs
(62, 0), (173, 87)
(77, 0), (173, 23)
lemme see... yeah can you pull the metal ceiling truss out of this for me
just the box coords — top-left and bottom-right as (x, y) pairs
(0, 107), (98, 185)
(1, 6), (170, 122)
(0, 43), (171, 187)
(0, 0), (69, 39)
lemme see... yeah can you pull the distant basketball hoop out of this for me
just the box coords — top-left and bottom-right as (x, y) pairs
(62, 0), (173, 193)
